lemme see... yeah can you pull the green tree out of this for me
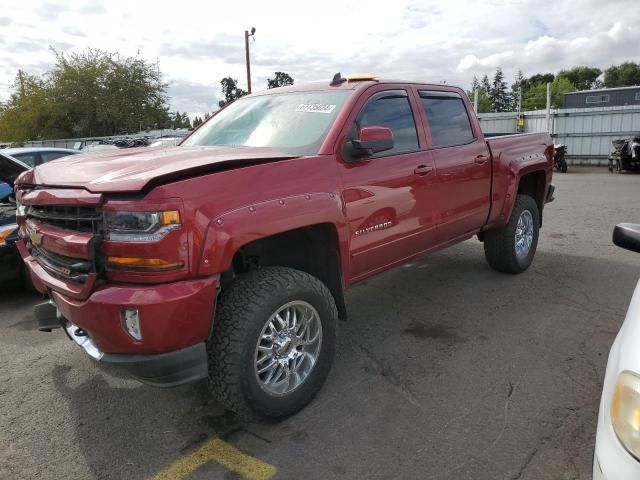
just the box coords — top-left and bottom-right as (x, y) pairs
(522, 76), (576, 110)
(267, 72), (294, 89)
(480, 74), (491, 95)
(466, 85), (492, 113)
(604, 62), (640, 87)
(220, 77), (247, 106)
(0, 71), (59, 141)
(182, 112), (192, 128)
(0, 49), (170, 141)
(557, 66), (601, 91)
(490, 67), (510, 112)
(174, 112), (183, 128)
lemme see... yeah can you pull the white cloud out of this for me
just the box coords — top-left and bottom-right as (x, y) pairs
(0, 0), (639, 114)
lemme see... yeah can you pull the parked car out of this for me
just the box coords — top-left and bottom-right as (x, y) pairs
(15, 74), (555, 418)
(593, 223), (640, 479)
(4, 147), (79, 168)
(0, 148), (79, 199)
(149, 137), (183, 147)
(0, 153), (30, 288)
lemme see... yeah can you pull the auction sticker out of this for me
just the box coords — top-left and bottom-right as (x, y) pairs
(296, 103), (336, 114)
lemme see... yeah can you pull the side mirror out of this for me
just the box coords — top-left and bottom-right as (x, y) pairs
(613, 223), (640, 254)
(351, 126), (394, 157)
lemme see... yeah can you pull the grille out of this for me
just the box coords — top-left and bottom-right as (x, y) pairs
(27, 205), (103, 234)
(31, 245), (94, 284)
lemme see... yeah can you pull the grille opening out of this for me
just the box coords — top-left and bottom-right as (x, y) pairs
(27, 205), (103, 234)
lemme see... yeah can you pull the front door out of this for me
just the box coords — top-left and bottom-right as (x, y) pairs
(338, 89), (438, 281)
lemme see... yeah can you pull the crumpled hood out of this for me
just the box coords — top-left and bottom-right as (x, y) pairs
(20, 145), (297, 193)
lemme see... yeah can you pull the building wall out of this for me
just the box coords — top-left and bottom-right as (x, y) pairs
(478, 105), (640, 165)
(564, 88), (640, 109)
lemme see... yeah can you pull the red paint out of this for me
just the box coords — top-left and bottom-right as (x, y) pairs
(16, 79), (553, 356)
(24, 219), (95, 259)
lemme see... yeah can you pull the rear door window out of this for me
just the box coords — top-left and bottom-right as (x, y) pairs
(420, 93), (474, 147)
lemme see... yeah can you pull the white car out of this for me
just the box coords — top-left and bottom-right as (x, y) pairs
(594, 223), (640, 479)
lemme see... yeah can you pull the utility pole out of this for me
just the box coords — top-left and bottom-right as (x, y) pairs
(473, 88), (479, 113)
(244, 27), (256, 94)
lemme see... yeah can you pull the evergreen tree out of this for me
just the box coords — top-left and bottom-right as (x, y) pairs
(490, 67), (509, 112)
(511, 69), (525, 112)
(480, 74), (491, 95)
(182, 111), (192, 128)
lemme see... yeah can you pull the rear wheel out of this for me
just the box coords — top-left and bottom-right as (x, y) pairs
(484, 194), (540, 274)
(208, 266), (337, 418)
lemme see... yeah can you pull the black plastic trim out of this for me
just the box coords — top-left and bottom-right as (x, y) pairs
(100, 342), (208, 388)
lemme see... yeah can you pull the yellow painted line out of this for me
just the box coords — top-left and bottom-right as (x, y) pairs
(153, 437), (276, 480)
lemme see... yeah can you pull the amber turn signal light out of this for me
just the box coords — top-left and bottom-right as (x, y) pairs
(107, 256), (184, 272)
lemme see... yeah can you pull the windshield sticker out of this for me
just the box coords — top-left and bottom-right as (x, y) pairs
(296, 103), (336, 114)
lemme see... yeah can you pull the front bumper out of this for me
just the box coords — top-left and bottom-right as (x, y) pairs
(49, 276), (218, 355)
(34, 300), (209, 387)
(33, 275), (217, 387)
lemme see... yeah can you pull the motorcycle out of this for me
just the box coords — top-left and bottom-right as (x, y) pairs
(554, 144), (568, 173)
(609, 135), (640, 173)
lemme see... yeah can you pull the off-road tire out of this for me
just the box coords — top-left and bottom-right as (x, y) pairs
(484, 194), (540, 274)
(208, 266), (338, 418)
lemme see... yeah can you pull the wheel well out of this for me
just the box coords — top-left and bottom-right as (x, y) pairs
(517, 171), (546, 224)
(224, 224), (347, 320)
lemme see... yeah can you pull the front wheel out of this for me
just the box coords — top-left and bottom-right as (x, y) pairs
(483, 194), (540, 274)
(208, 267), (337, 418)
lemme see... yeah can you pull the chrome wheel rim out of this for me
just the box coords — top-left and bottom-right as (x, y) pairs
(515, 210), (534, 258)
(254, 300), (322, 396)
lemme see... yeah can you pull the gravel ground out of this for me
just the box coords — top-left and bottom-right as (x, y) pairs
(1, 168), (639, 480)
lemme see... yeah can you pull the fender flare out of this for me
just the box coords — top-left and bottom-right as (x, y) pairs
(196, 192), (349, 278)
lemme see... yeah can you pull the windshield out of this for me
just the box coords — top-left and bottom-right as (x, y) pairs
(182, 91), (351, 156)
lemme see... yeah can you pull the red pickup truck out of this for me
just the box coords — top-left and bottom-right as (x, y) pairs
(12, 74), (554, 417)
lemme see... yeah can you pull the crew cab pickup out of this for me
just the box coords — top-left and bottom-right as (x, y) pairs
(13, 74), (554, 417)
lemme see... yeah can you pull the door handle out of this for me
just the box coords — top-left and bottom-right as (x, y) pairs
(474, 155), (489, 165)
(414, 165), (434, 176)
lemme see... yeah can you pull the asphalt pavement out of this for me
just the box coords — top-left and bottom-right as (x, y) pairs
(1, 168), (639, 480)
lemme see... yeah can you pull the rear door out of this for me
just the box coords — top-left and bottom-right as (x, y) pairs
(338, 87), (438, 281)
(418, 90), (491, 242)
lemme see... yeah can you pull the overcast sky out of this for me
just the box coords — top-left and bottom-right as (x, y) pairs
(1, 0), (639, 116)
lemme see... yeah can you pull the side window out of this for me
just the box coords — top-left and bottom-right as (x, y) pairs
(12, 152), (38, 167)
(355, 92), (419, 156)
(421, 94), (474, 148)
(41, 151), (72, 163)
